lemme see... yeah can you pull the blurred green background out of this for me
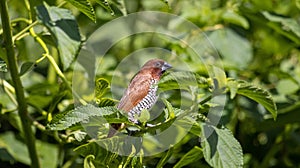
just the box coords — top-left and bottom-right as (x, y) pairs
(1, 0), (300, 167)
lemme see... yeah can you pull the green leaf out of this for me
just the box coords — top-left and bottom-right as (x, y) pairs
(0, 132), (58, 168)
(235, 80), (277, 120)
(201, 123), (243, 168)
(95, 78), (109, 100)
(74, 141), (114, 167)
(158, 71), (209, 92)
(40, 34), (56, 46)
(156, 145), (174, 168)
(0, 132), (30, 164)
(227, 80), (238, 99)
(95, 0), (127, 16)
(162, 99), (175, 119)
(74, 137), (126, 167)
(138, 109), (150, 123)
(19, 62), (35, 76)
(174, 146), (203, 168)
(297, 0), (300, 10)
(276, 79), (299, 95)
(36, 139), (59, 168)
(97, 98), (116, 107)
(95, 0), (115, 15)
(70, 130), (87, 142)
(84, 154), (96, 168)
(222, 10), (249, 29)
(212, 66), (227, 89)
(48, 104), (118, 130)
(26, 83), (59, 109)
(208, 28), (253, 70)
(64, 0), (96, 22)
(36, 3), (81, 70)
(0, 61), (7, 72)
(263, 11), (300, 38)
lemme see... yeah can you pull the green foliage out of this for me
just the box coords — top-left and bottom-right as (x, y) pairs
(46, 72), (275, 168)
(0, 61), (7, 72)
(0, 132), (58, 168)
(173, 146), (203, 168)
(36, 3), (81, 70)
(263, 11), (300, 44)
(158, 71), (210, 92)
(48, 104), (118, 130)
(19, 62), (35, 76)
(201, 123), (243, 168)
(228, 79), (277, 120)
(65, 0), (96, 22)
(156, 145), (174, 168)
(208, 28), (252, 70)
(1, 0), (299, 167)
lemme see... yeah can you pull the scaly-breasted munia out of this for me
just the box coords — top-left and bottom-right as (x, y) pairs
(108, 59), (172, 137)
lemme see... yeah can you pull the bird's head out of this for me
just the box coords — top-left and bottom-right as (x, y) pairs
(140, 59), (172, 78)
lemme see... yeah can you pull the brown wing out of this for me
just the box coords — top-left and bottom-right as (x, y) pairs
(117, 73), (152, 112)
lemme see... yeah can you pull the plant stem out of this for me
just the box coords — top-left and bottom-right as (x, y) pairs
(29, 27), (87, 105)
(1, 79), (18, 105)
(12, 20), (38, 41)
(199, 94), (212, 105)
(0, 1), (40, 168)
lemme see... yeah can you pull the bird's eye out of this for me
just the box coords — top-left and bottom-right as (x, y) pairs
(155, 62), (161, 67)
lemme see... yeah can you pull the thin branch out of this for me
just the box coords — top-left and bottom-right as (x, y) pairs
(29, 27), (87, 105)
(12, 20), (38, 41)
(1, 79), (18, 105)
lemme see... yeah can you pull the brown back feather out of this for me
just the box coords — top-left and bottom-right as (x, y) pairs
(117, 73), (152, 112)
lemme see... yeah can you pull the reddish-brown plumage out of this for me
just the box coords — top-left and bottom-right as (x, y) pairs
(107, 59), (172, 137)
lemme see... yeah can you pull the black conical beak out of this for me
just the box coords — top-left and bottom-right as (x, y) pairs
(162, 62), (172, 72)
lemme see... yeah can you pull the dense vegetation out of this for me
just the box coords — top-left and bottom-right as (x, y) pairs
(0, 0), (299, 167)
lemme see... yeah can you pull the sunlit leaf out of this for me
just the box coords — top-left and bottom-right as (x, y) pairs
(276, 79), (299, 95)
(158, 71), (209, 92)
(94, 0), (115, 15)
(74, 137), (125, 166)
(97, 98), (117, 107)
(297, 0), (300, 10)
(95, 78), (109, 100)
(156, 145), (174, 168)
(48, 104), (118, 130)
(263, 11), (300, 38)
(212, 66), (227, 89)
(227, 80), (238, 99)
(222, 10), (249, 29)
(201, 123), (243, 168)
(138, 109), (150, 123)
(36, 3), (81, 70)
(64, 0), (96, 22)
(0, 61), (7, 72)
(174, 146), (203, 168)
(84, 154), (96, 168)
(162, 99), (175, 119)
(95, 0), (127, 16)
(208, 28), (252, 70)
(235, 80), (277, 120)
(70, 130), (87, 142)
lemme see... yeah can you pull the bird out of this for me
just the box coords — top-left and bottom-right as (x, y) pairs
(107, 59), (172, 138)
